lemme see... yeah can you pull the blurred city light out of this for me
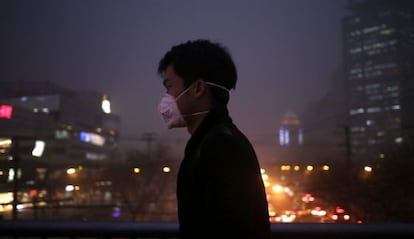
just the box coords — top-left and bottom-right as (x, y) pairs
(32, 140), (45, 157)
(66, 168), (76, 175)
(306, 165), (314, 171)
(65, 185), (75, 192)
(364, 166), (373, 173)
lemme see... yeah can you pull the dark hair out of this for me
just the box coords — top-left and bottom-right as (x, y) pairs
(158, 39), (237, 106)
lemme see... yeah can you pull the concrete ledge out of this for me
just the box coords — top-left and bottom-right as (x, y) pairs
(0, 221), (413, 238)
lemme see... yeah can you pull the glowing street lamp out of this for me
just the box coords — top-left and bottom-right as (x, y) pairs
(66, 168), (76, 175)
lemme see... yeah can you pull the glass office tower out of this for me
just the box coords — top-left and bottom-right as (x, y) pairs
(342, 0), (414, 164)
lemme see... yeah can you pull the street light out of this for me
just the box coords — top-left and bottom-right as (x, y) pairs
(66, 168), (76, 175)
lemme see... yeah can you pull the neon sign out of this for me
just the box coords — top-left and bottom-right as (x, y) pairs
(0, 105), (13, 119)
(80, 131), (105, 146)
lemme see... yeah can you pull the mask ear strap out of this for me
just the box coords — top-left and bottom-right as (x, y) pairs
(206, 82), (230, 92)
(175, 85), (193, 100)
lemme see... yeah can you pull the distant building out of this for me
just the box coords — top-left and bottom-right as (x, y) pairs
(0, 80), (121, 162)
(272, 110), (305, 165)
(342, 0), (414, 164)
(278, 111), (303, 147)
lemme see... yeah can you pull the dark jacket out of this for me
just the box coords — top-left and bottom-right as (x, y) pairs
(177, 106), (271, 239)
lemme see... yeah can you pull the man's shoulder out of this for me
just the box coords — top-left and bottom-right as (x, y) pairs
(202, 122), (250, 146)
(205, 121), (239, 139)
(210, 123), (234, 136)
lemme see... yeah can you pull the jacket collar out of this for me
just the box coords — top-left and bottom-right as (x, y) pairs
(184, 106), (232, 156)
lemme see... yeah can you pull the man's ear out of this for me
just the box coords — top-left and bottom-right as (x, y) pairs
(192, 79), (208, 98)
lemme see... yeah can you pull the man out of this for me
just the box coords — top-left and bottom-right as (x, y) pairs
(157, 39), (270, 238)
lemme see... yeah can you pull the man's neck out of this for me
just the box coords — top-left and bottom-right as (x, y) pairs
(186, 114), (207, 135)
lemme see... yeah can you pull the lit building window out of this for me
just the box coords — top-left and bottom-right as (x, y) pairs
(279, 127), (289, 146)
(367, 107), (381, 113)
(284, 129), (289, 145)
(351, 126), (366, 132)
(394, 137), (403, 144)
(32, 140), (46, 157)
(298, 128), (303, 145)
(391, 105), (400, 110)
(101, 95), (111, 114)
(350, 108), (364, 115)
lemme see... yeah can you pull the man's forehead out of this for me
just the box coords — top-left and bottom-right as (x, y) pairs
(160, 70), (167, 78)
(163, 67), (183, 84)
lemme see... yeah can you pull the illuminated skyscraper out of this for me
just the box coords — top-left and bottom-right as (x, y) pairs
(342, 0), (414, 163)
(278, 110), (303, 146)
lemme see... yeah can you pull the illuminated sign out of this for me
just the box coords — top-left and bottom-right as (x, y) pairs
(80, 131), (105, 146)
(0, 105), (13, 119)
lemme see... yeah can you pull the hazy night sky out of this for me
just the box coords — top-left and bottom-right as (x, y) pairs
(0, 0), (348, 155)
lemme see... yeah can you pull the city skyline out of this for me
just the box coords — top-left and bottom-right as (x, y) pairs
(0, 0), (348, 150)
(2, 1), (414, 226)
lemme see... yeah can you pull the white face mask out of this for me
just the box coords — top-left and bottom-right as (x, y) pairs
(158, 82), (229, 129)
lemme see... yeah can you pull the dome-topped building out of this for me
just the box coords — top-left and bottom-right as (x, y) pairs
(278, 110), (303, 146)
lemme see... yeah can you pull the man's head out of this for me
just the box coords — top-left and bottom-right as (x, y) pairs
(158, 39), (237, 107)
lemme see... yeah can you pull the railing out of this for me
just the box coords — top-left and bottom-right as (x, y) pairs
(1, 221), (414, 239)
